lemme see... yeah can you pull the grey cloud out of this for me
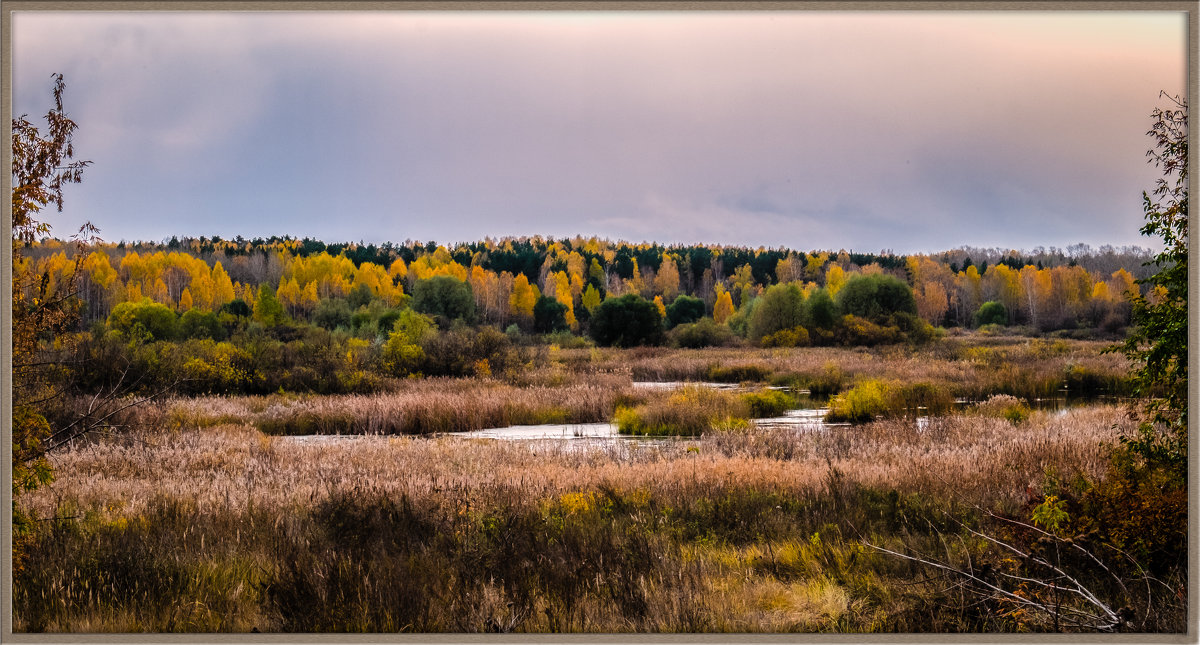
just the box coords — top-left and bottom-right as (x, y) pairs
(10, 11), (1187, 252)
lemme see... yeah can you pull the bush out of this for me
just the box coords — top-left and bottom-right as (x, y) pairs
(806, 287), (837, 331)
(804, 363), (846, 397)
(825, 379), (891, 423)
(588, 294), (664, 347)
(346, 283), (374, 310)
(834, 315), (901, 346)
(420, 326), (515, 377)
(669, 318), (735, 348)
(312, 298), (353, 331)
(381, 310), (434, 377)
(740, 389), (796, 417)
(219, 298), (252, 318)
(760, 326), (810, 348)
(253, 284), (287, 327)
(974, 301), (1008, 327)
(664, 295), (705, 329)
(614, 386), (747, 436)
(891, 311), (938, 344)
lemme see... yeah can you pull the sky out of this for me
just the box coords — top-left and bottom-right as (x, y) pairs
(9, 9), (1189, 255)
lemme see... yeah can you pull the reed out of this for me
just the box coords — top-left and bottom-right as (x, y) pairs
(15, 405), (1161, 633)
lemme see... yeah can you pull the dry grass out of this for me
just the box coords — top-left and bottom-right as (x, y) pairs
(130, 373), (644, 435)
(565, 336), (1131, 400)
(24, 406), (1129, 536)
(15, 403), (1149, 633)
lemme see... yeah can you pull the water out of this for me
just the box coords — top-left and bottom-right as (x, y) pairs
(752, 407), (841, 430)
(281, 384), (1124, 447)
(631, 381), (797, 393)
(450, 385), (835, 443)
(448, 422), (619, 441)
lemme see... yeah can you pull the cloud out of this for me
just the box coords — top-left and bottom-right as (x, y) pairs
(9, 10), (1187, 252)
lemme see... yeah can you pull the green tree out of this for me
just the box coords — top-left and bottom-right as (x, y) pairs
(665, 294), (705, 329)
(581, 283), (602, 314)
(588, 293), (664, 347)
(412, 275), (476, 325)
(346, 282), (374, 310)
(381, 309), (433, 377)
(747, 283), (806, 341)
(806, 287), (837, 331)
(533, 295), (569, 333)
(835, 273), (917, 323)
(179, 308), (226, 340)
(312, 297), (353, 330)
(107, 298), (179, 341)
(219, 298), (252, 318)
(253, 283), (287, 327)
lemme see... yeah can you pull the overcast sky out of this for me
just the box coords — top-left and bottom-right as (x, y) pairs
(10, 9), (1188, 254)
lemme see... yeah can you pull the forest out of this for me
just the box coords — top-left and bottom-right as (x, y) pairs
(14, 233), (1157, 397)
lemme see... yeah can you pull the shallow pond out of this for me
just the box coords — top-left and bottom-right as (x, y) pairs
(279, 383), (1126, 446)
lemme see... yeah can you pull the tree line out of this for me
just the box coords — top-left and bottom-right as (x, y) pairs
(20, 234), (1151, 341)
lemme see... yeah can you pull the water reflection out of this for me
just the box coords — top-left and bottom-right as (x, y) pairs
(281, 384), (1126, 447)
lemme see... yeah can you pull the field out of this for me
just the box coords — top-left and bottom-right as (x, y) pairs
(14, 336), (1186, 633)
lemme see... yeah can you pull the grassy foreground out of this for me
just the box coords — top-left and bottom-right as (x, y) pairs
(18, 403), (1183, 633)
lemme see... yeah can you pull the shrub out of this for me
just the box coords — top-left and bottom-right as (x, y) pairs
(219, 298), (252, 318)
(805, 363), (846, 397)
(670, 318), (735, 348)
(974, 301), (1008, 327)
(420, 326), (515, 377)
(253, 284), (287, 327)
(179, 308), (225, 340)
(806, 287), (837, 331)
(760, 326), (810, 348)
(825, 379), (891, 423)
(834, 315), (901, 347)
(1063, 364), (1115, 394)
(376, 309), (402, 334)
(312, 298), (352, 330)
(891, 311), (938, 344)
(740, 389), (796, 417)
(381, 310), (434, 377)
(346, 283), (374, 310)
(614, 385), (748, 436)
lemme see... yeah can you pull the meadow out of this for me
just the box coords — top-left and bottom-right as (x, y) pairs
(14, 335), (1186, 633)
